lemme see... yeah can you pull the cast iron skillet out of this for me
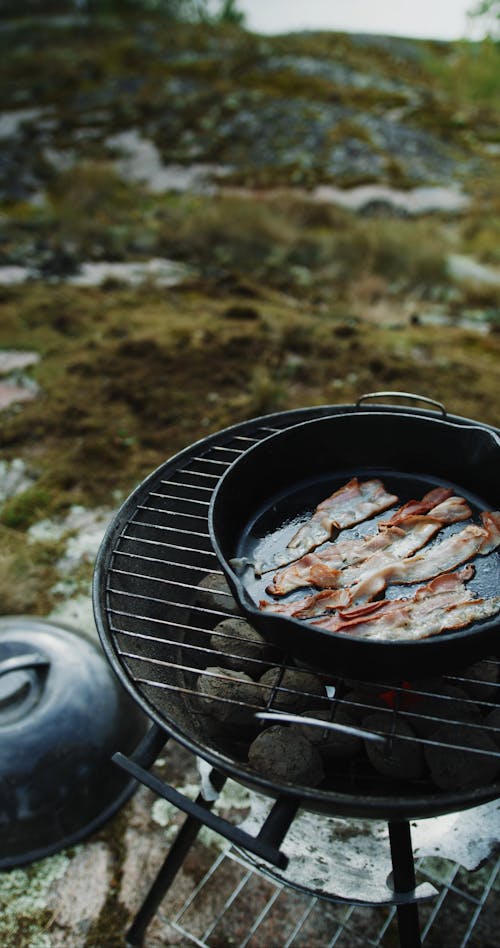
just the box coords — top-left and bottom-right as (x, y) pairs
(209, 393), (500, 681)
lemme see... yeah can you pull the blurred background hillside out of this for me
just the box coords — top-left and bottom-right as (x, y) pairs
(0, 0), (499, 602)
(0, 2), (500, 944)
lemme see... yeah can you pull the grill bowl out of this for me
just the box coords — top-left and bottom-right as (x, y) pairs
(209, 410), (500, 681)
(92, 400), (500, 818)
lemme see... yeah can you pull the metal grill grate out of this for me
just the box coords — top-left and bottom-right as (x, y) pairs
(151, 844), (500, 947)
(96, 406), (500, 818)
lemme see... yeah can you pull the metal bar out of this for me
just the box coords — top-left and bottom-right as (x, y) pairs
(109, 613), (221, 634)
(283, 897), (319, 947)
(342, 679), (493, 703)
(257, 796), (300, 851)
(256, 710), (386, 744)
(165, 470), (220, 481)
(326, 904), (357, 947)
(110, 567), (216, 588)
(121, 526), (211, 540)
(419, 863), (460, 943)
(124, 660), (332, 709)
(113, 752), (290, 869)
(190, 456), (234, 466)
(155, 482), (215, 492)
(173, 849), (227, 924)
(200, 868), (253, 942)
(114, 548), (218, 563)
(374, 904), (397, 945)
(239, 885), (284, 948)
(106, 588), (229, 613)
(459, 857), (500, 947)
(129, 511), (208, 523)
(388, 821), (421, 948)
(125, 769), (227, 947)
(126, 722), (169, 770)
(144, 493), (210, 506)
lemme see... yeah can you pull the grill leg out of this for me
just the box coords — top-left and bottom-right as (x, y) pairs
(126, 769), (227, 948)
(388, 820), (421, 948)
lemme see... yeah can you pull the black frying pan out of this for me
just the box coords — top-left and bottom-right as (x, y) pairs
(208, 395), (500, 681)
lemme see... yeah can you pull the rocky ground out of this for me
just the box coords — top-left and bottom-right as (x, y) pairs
(0, 8), (499, 946)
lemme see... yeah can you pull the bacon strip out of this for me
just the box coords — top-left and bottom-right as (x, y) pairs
(286, 477), (398, 555)
(381, 487), (453, 526)
(260, 516), (500, 620)
(330, 522), (494, 593)
(261, 572), (389, 619)
(480, 511), (500, 554)
(392, 524), (491, 584)
(266, 499), (471, 596)
(256, 470), (499, 642)
(421, 495), (472, 524)
(313, 568), (500, 642)
(324, 565), (475, 630)
(260, 587), (352, 617)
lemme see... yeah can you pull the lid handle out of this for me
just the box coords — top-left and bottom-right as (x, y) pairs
(0, 653), (50, 678)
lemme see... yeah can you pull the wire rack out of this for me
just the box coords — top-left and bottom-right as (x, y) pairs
(150, 844), (500, 948)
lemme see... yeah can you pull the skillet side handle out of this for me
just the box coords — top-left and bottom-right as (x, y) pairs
(356, 391), (447, 416)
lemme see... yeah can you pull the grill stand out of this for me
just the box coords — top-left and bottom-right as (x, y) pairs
(92, 403), (500, 947)
(115, 727), (429, 948)
(388, 821), (421, 948)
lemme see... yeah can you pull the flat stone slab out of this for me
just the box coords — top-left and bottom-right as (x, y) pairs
(312, 183), (470, 214)
(0, 381), (37, 410)
(0, 350), (39, 374)
(0, 458), (35, 504)
(448, 253), (500, 290)
(45, 843), (112, 944)
(106, 128), (232, 194)
(67, 258), (192, 287)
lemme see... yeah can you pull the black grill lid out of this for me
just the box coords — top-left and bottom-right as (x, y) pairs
(0, 616), (148, 870)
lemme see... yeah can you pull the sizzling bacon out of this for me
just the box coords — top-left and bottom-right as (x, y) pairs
(313, 567), (500, 642)
(421, 495), (471, 524)
(328, 521), (495, 593)
(381, 487), (453, 525)
(266, 500), (471, 596)
(261, 572), (388, 619)
(259, 515), (500, 622)
(479, 511), (500, 554)
(392, 524), (491, 584)
(286, 477), (398, 556)
(332, 565), (475, 628)
(266, 529), (394, 596)
(256, 471), (499, 643)
(260, 587), (352, 617)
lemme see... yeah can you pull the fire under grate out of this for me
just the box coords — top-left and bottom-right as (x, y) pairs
(151, 844), (500, 948)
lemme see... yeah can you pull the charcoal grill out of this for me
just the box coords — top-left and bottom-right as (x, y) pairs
(93, 398), (500, 948)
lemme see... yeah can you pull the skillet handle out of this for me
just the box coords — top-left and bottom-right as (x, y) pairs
(356, 391), (447, 416)
(356, 391), (500, 449)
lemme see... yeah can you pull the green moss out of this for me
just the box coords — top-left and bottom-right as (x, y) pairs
(424, 38), (500, 109)
(1, 486), (52, 530)
(83, 810), (130, 948)
(0, 526), (64, 615)
(0, 853), (70, 947)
